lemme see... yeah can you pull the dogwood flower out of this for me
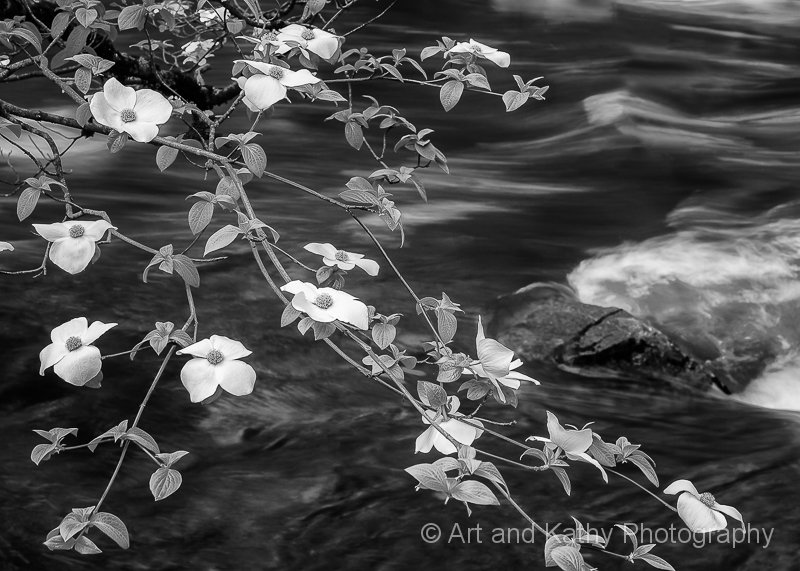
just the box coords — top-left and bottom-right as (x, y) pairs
(446, 39), (510, 68)
(280, 280), (369, 329)
(234, 60), (321, 111)
(275, 24), (341, 60)
(89, 78), (173, 142)
(415, 396), (484, 455)
(528, 411), (608, 481)
(33, 220), (115, 274)
(664, 479), (744, 533)
(176, 335), (256, 403)
(198, 7), (229, 24)
(39, 317), (117, 386)
(303, 243), (379, 276)
(0, 241), (12, 251)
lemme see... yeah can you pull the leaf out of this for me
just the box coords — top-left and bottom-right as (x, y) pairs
(502, 90), (529, 112)
(172, 254), (200, 287)
(75, 7), (98, 28)
(627, 453), (659, 486)
(74, 67), (92, 94)
(89, 512), (129, 548)
(204, 225), (241, 256)
(59, 514), (88, 541)
(74, 536), (102, 555)
(10, 27), (42, 53)
(242, 143), (266, 177)
(75, 102), (92, 127)
(216, 176), (240, 200)
(417, 381), (447, 408)
(405, 463), (449, 493)
(107, 130), (127, 153)
(544, 535), (575, 567)
(124, 427), (160, 454)
(472, 462), (509, 495)
(339, 190), (377, 205)
(31, 443), (57, 465)
(450, 480), (500, 506)
(156, 146), (179, 172)
(435, 309), (457, 344)
(551, 466), (571, 496)
(439, 80), (464, 112)
(420, 46), (442, 60)
(149, 467), (182, 501)
(51, 12), (71, 40)
(280, 304), (302, 327)
(16, 187), (40, 221)
(615, 524), (638, 550)
(550, 545), (585, 571)
(371, 322), (396, 349)
(344, 121), (364, 150)
(312, 321), (336, 340)
(117, 4), (147, 30)
(188, 201), (214, 235)
(637, 553), (676, 571)
(155, 450), (189, 468)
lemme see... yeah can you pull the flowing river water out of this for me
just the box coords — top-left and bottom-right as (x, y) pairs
(1, 1), (799, 569)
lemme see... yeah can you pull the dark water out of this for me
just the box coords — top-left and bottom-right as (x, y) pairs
(2, 1), (800, 569)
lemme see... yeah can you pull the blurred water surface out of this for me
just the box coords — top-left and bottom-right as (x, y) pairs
(1, 1), (800, 569)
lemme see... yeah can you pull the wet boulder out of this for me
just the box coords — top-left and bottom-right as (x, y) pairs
(484, 283), (726, 392)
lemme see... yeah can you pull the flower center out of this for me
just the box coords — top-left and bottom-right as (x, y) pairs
(120, 108), (137, 123)
(68, 224), (85, 238)
(264, 31), (278, 41)
(268, 67), (284, 79)
(65, 336), (82, 352)
(301, 29), (315, 40)
(699, 492), (715, 506)
(313, 293), (334, 309)
(334, 250), (349, 262)
(206, 349), (224, 365)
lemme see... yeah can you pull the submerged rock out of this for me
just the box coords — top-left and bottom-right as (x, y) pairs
(485, 283), (728, 392)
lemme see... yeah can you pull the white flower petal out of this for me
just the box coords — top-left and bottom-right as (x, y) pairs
(327, 294), (369, 329)
(278, 23), (306, 37)
(477, 337), (514, 378)
(325, 258), (355, 271)
(53, 345), (102, 386)
(133, 89), (173, 124)
(353, 258), (379, 276)
(304, 242), (338, 258)
(102, 77), (137, 111)
(663, 479), (701, 497)
(234, 59), (274, 75)
(442, 418), (481, 448)
(308, 35), (339, 60)
(209, 335), (252, 360)
(280, 280), (317, 297)
(50, 317), (89, 343)
(89, 92), (124, 131)
(121, 120), (160, 143)
(280, 68), (320, 88)
(0, 241), (13, 252)
(215, 360), (256, 396)
(504, 370), (539, 385)
(81, 220), (116, 241)
(415, 426), (437, 453)
(32, 222), (70, 242)
(243, 74), (287, 110)
(484, 49), (510, 68)
(177, 338), (213, 358)
(432, 431), (459, 455)
(546, 411), (592, 455)
(676, 493), (727, 533)
(292, 291), (336, 322)
(39, 342), (67, 375)
(49, 237), (96, 274)
(713, 503), (744, 525)
(497, 377), (521, 390)
(82, 321), (117, 345)
(180, 358), (219, 403)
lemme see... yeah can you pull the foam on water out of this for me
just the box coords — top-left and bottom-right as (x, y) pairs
(568, 209), (800, 410)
